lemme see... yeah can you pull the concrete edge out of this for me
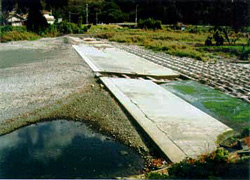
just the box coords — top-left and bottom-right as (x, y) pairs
(98, 71), (180, 79)
(73, 45), (100, 72)
(100, 77), (187, 163)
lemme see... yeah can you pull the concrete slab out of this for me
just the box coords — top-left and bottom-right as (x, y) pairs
(73, 43), (179, 78)
(100, 77), (232, 162)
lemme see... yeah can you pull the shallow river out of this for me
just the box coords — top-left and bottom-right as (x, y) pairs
(0, 120), (144, 178)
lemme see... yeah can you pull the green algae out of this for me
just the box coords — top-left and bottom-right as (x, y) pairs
(172, 85), (196, 94)
(162, 81), (250, 132)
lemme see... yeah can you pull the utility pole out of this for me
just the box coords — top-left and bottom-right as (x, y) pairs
(69, 12), (71, 23)
(135, 4), (139, 24)
(0, 0), (2, 26)
(96, 12), (98, 25)
(86, 4), (89, 24)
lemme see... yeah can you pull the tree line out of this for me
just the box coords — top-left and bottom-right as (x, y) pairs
(1, 0), (250, 29)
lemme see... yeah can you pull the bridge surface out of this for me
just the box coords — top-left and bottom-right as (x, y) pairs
(73, 38), (232, 162)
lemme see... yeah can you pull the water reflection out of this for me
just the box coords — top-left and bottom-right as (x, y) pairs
(0, 120), (144, 178)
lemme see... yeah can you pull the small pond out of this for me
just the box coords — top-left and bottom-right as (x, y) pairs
(0, 120), (144, 179)
(161, 80), (250, 132)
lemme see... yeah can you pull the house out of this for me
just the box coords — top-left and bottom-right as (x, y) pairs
(7, 12), (26, 26)
(42, 11), (55, 25)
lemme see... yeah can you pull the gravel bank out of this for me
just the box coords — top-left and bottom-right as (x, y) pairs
(0, 37), (92, 121)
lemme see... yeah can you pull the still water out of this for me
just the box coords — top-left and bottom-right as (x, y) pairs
(0, 120), (144, 178)
(162, 80), (250, 131)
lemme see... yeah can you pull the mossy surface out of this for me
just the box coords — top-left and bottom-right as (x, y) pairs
(162, 81), (250, 132)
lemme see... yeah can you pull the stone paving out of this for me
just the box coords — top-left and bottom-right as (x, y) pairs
(111, 43), (250, 103)
(73, 43), (179, 78)
(100, 77), (231, 162)
(72, 37), (233, 162)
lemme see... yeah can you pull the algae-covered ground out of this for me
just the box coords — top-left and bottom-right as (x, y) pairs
(162, 81), (250, 132)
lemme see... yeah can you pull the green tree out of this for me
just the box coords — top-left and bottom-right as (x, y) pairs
(26, 0), (48, 33)
(100, 1), (123, 23)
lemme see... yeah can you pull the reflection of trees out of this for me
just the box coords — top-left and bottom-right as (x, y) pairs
(0, 121), (143, 178)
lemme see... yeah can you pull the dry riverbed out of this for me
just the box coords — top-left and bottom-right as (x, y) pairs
(0, 37), (150, 157)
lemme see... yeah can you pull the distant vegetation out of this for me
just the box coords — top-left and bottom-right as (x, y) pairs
(1, 23), (249, 61)
(0, 26), (40, 42)
(1, 0), (249, 60)
(0, 22), (89, 42)
(2, 0), (249, 28)
(88, 24), (250, 61)
(138, 18), (162, 30)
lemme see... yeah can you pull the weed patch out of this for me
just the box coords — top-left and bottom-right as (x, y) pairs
(88, 25), (249, 61)
(145, 149), (249, 179)
(1, 30), (40, 42)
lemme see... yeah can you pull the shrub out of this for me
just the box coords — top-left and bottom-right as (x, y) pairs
(167, 149), (229, 179)
(56, 21), (88, 34)
(239, 46), (250, 60)
(96, 32), (115, 39)
(205, 36), (213, 46)
(41, 24), (58, 37)
(0, 26), (27, 36)
(186, 25), (210, 33)
(145, 172), (169, 179)
(26, 9), (48, 33)
(1, 30), (40, 42)
(138, 18), (162, 30)
(241, 128), (250, 138)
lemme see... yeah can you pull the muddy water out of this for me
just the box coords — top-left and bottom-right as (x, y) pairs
(0, 120), (144, 178)
(162, 80), (250, 132)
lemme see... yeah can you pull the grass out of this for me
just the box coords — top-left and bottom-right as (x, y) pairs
(0, 30), (40, 42)
(2, 24), (248, 61)
(88, 25), (250, 61)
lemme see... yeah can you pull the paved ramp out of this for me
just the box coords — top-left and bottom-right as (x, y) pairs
(100, 77), (232, 162)
(73, 43), (179, 78)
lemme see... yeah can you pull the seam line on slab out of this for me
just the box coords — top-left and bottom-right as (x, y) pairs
(110, 78), (188, 157)
(73, 45), (100, 72)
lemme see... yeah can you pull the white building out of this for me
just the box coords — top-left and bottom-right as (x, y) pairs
(42, 11), (55, 25)
(7, 14), (26, 26)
